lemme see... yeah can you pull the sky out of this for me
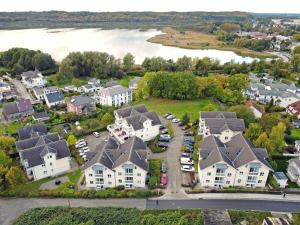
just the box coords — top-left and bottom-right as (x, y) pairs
(1, 0), (300, 13)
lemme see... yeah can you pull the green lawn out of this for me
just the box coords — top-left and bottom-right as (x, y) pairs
(0, 121), (27, 135)
(118, 76), (133, 87)
(291, 129), (300, 140)
(149, 159), (162, 189)
(228, 210), (272, 225)
(135, 97), (220, 121)
(47, 74), (89, 88)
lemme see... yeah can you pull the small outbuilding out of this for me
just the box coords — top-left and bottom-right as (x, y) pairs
(273, 172), (288, 188)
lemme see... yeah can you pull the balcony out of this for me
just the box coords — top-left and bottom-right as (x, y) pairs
(107, 124), (129, 144)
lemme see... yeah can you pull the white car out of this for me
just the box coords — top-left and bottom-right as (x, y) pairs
(160, 134), (171, 139)
(180, 158), (194, 165)
(181, 165), (195, 172)
(79, 151), (85, 156)
(166, 115), (175, 120)
(172, 118), (180, 123)
(93, 132), (100, 138)
(76, 139), (85, 144)
(80, 146), (89, 151)
(75, 142), (86, 148)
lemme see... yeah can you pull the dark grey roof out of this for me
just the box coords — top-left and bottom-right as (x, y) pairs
(200, 111), (237, 119)
(125, 111), (161, 131)
(103, 81), (119, 88)
(18, 124), (48, 140)
(199, 133), (273, 171)
(16, 133), (60, 151)
(32, 111), (49, 120)
(21, 69), (41, 78)
(67, 95), (94, 106)
(83, 136), (148, 171)
(45, 91), (64, 103)
(115, 105), (149, 118)
(3, 99), (33, 116)
(19, 140), (71, 168)
(204, 118), (245, 134)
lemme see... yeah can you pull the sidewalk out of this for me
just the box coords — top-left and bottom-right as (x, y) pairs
(186, 193), (300, 202)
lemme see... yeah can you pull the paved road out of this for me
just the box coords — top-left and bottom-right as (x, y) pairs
(4, 76), (33, 101)
(146, 199), (300, 212)
(84, 131), (109, 152)
(2, 198), (300, 225)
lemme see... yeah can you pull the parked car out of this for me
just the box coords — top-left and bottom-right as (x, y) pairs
(181, 126), (190, 131)
(160, 173), (168, 186)
(76, 139), (85, 144)
(178, 122), (184, 127)
(93, 132), (100, 138)
(172, 118), (180, 123)
(184, 132), (193, 136)
(159, 124), (166, 130)
(185, 147), (194, 153)
(180, 157), (194, 165)
(157, 142), (168, 148)
(181, 152), (192, 158)
(163, 113), (171, 118)
(75, 142), (86, 148)
(159, 137), (170, 142)
(161, 129), (169, 134)
(55, 180), (61, 185)
(181, 165), (195, 172)
(166, 114), (175, 120)
(161, 162), (168, 173)
(160, 134), (171, 139)
(80, 146), (89, 151)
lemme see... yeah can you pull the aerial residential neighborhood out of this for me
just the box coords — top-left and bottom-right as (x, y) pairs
(1, 1), (300, 225)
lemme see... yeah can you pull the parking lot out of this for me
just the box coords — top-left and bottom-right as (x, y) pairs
(150, 114), (196, 198)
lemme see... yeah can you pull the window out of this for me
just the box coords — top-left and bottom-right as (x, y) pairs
(95, 170), (103, 175)
(249, 167), (259, 173)
(227, 173), (232, 177)
(49, 155), (52, 159)
(89, 173), (93, 177)
(125, 177), (133, 183)
(137, 180), (141, 184)
(247, 176), (257, 183)
(108, 181), (112, 185)
(42, 164), (45, 167)
(207, 172), (211, 176)
(125, 168), (133, 174)
(118, 179), (122, 183)
(108, 174), (111, 178)
(225, 136), (228, 140)
(206, 180), (210, 183)
(260, 172), (264, 176)
(258, 180), (262, 183)
(118, 172), (122, 176)
(137, 173), (141, 177)
(239, 171), (243, 175)
(226, 181), (230, 184)
(90, 181), (93, 184)
(50, 162), (52, 166)
(43, 171), (47, 174)
(238, 179), (241, 183)
(216, 168), (225, 174)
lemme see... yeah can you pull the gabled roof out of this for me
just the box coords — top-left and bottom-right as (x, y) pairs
(19, 140), (71, 168)
(98, 85), (131, 96)
(32, 111), (49, 120)
(21, 68), (41, 78)
(16, 133), (60, 151)
(18, 124), (48, 140)
(83, 136), (148, 171)
(125, 111), (161, 131)
(67, 95), (94, 106)
(3, 99), (33, 115)
(45, 91), (64, 103)
(115, 105), (148, 118)
(200, 111), (237, 119)
(204, 118), (245, 134)
(199, 133), (273, 171)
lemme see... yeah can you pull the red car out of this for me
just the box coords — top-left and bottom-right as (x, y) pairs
(160, 173), (168, 186)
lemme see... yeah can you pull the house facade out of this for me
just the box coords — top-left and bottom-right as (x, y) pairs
(107, 105), (161, 143)
(33, 86), (60, 100)
(94, 85), (132, 107)
(287, 100), (300, 119)
(83, 136), (148, 189)
(198, 134), (273, 188)
(16, 124), (71, 181)
(67, 95), (96, 115)
(3, 99), (34, 121)
(198, 111), (245, 143)
(21, 69), (47, 88)
(44, 91), (64, 108)
(287, 158), (300, 186)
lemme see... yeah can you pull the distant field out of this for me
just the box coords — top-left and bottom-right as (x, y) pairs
(135, 97), (220, 121)
(148, 27), (273, 59)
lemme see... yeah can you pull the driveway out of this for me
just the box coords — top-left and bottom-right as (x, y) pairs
(84, 131), (110, 152)
(149, 118), (185, 198)
(4, 76), (33, 101)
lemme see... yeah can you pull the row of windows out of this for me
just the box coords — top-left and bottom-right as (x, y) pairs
(89, 172), (141, 177)
(205, 178), (263, 184)
(207, 171), (265, 176)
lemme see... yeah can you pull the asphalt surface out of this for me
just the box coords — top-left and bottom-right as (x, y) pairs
(146, 199), (300, 212)
(4, 76), (33, 101)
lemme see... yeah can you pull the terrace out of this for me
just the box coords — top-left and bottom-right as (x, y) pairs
(107, 124), (129, 144)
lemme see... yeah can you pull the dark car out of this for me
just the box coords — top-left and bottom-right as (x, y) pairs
(159, 137), (170, 142)
(178, 122), (185, 127)
(157, 142), (169, 148)
(159, 124), (166, 130)
(55, 180), (61, 185)
(181, 126), (190, 131)
(181, 152), (192, 158)
(184, 132), (193, 136)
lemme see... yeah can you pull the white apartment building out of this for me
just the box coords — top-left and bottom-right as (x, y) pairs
(198, 133), (273, 188)
(199, 111), (245, 143)
(21, 69), (47, 88)
(84, 136), (148, 189)
(16, 124), (71, 181)
(107, 105), (161, 143)
(94, 85), (132, 107)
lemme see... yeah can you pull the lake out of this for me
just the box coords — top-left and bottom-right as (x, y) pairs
(0, 28), (255, 63)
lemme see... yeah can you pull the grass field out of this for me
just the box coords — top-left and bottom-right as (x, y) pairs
(135, 97), (220, 121)
(118, 76), (133, 87)
(291, 128), (300, 140)
(0, 121), (27, 135)
(148, 27), (274, 59)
